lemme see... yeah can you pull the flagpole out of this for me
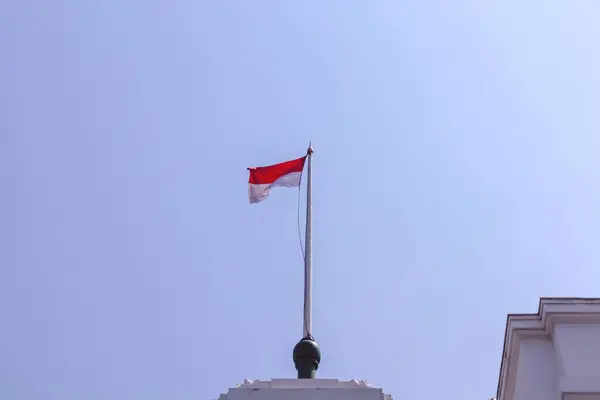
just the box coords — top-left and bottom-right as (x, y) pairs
(293, 142), (320, 379)
(303, 143), (313, 339)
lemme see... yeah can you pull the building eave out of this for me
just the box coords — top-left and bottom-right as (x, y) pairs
(496, 298), (600, 400)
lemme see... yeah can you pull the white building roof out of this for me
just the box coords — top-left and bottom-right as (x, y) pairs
(216, 379), (392, 400)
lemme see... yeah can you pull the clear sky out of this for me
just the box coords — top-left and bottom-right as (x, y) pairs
(3, 1), (600, 399)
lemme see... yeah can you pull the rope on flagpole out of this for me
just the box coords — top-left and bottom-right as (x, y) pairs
(297, 186), (305, 261)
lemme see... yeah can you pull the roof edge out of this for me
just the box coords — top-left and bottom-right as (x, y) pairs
(496, 297), (600, 400)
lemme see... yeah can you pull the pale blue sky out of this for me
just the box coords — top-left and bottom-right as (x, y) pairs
(3, 1), (600, 399)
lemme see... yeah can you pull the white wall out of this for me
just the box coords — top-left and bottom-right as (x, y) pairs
(554, 324), (600, 394)
(512, 323), (600, 400)
(513, 339), (558, 400)
(226, 388), (385, 400)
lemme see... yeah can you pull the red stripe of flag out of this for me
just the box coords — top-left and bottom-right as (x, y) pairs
(248, 156), (307, 184)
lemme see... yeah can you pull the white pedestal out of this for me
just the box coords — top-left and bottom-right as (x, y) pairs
(216, 379), (392, 400)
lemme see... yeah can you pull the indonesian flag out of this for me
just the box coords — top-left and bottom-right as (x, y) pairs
(247, 156), (307, 203)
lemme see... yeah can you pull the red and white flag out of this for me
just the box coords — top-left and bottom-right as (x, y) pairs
(247, 156), (306, 203)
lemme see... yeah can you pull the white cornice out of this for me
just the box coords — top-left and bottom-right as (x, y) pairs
(235, 379), (378, 389)
(497, 298), (600, 400)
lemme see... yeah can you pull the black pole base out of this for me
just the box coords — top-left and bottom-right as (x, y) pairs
(293, 337), (321, 379)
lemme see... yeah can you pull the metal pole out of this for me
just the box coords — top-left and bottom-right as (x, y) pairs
(303, 144), (313, 338)
(293, 143), (321, 380)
